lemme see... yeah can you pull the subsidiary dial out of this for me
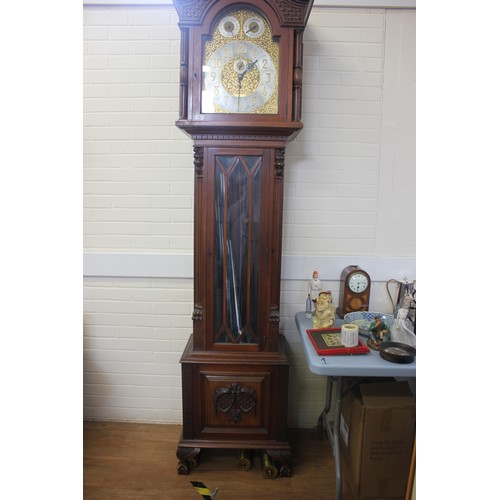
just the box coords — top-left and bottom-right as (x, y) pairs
(218, 15), (239, 37)
(244, 17), (264, 38)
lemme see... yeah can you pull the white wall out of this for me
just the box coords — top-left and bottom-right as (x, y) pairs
(83, 4), (416, 427)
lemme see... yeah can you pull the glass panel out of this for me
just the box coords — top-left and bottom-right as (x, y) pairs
(214, 164), (225, 340)
(214, 155), (262, 344)
(226, 158), (249, 338)
(249, 159), (261, 337)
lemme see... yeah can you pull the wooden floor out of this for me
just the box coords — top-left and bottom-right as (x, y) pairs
(83, 421), (355, 499)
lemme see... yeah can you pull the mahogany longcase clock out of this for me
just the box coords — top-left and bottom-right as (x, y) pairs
(172, 0), (313, 477)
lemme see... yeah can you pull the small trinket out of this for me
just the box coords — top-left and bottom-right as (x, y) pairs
(308, 271), (323, 304)
(312, 291), (335, 329)
(305, 294), (313, 318)
(367, 315), (389, 350)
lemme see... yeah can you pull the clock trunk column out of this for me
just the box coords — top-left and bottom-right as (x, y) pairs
(172, 0), (314, 477)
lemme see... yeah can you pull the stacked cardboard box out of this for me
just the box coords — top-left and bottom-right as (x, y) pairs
(340, 381), (416, 499)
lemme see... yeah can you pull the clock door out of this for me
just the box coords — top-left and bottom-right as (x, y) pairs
(206, 148), (272, 352)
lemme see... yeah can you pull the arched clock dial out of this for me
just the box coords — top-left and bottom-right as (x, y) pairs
(202, 8), (279, 114)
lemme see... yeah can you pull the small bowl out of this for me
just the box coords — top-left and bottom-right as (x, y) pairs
(379, 342), (416, 364)
(343, 311), (395, 335)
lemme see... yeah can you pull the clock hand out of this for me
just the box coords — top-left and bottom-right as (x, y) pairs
(237, 59), (258, 112)
(237, 78), (241, 112)
(238, 59), (258, 82)
(245, 59), (258, 73)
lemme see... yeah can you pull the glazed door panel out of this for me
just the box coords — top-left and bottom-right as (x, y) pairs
(205, 148), (272, 351)
(214, 155), (262, 345)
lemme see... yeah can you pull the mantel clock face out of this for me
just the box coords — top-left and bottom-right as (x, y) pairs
(348, 272), (369, 293)
(202, 8), (279, 114)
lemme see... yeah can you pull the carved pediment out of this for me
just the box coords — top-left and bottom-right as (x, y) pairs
(173, 0), (313, 27)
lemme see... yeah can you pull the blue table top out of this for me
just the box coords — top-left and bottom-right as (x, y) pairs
(295, 312), (416, 378)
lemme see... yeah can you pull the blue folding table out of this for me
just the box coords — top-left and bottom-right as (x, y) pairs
(295, 312), (416, 499)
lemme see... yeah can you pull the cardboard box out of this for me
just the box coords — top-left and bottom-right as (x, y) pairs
(340, 381), (416, 499)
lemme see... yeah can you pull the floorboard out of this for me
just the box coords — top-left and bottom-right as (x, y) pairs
(83, 421), (354, 499)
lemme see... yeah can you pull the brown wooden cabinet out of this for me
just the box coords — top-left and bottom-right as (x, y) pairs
(172, 0), (313, 476)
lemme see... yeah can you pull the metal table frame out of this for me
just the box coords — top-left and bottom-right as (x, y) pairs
(295, 312), (416, 500)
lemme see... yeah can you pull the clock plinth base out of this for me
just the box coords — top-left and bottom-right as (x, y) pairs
(176, 335), (292, 477)
(176, 439), (292, 478)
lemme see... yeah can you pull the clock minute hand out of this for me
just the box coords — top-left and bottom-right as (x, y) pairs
(245, 59), (258, 73)
(238, 59), (258, 82)
(237, 59), (258, 111)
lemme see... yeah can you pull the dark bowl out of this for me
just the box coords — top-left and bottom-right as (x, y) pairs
(379, 342), (416, 364)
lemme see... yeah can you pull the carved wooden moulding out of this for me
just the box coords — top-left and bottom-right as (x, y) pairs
(214, 383), (257, 422)
(173, 0), (313, 26)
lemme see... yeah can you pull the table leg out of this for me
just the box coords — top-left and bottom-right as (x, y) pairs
(316, 375), (333, 437)
(322, 376), (343, 500)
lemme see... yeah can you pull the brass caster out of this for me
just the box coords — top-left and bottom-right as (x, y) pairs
(236, 450), (252, 471)
(260, 451), (278, 479)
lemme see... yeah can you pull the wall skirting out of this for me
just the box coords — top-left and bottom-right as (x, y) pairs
(83, 252), (415, 281)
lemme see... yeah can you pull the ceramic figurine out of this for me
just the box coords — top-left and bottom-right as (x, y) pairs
(308, 271), (323, 303)
(305, 294), (313, 318)
(312, 291), (335, 329)
(390, 307), (416, 348)
(367, 315), (389, 350)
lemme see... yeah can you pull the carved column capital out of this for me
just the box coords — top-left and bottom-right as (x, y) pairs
(274, 148), (285, 177)
(193, 147), (204, 177)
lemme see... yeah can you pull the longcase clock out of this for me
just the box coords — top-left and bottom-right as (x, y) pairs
(172, 0), (314, 477)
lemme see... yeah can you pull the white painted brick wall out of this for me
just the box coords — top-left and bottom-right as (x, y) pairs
(84, 277), (192, 422)
(84, 5), (193, 253)
(83, 5), (415, 427)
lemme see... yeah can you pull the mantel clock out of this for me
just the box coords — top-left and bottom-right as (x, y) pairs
(172, 0), (314, 477)
(337, 265), (371, 318)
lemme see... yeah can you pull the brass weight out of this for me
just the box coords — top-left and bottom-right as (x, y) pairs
(236, 450), (252, 471)
(260, 451), (278, 479)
